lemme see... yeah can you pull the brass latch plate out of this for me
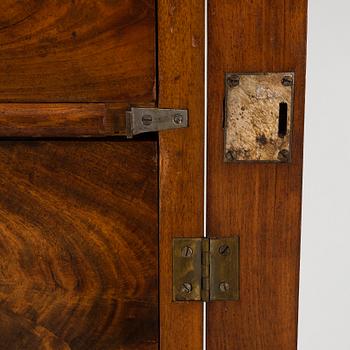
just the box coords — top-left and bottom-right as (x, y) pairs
(173, 237), (239, 302)
(224, 72), (294, 162)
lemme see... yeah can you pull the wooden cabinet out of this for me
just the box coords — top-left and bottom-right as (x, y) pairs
(0, 1), (306, 349)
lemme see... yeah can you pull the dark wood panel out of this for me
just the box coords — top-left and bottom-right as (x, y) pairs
(0, 0), (155, 103)
(0, 140), (158, 349)
(207, 1), (307, 349)
(158, 0), (204, 348)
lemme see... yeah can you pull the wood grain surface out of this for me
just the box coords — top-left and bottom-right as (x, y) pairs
(158, 0), (205, 349)
(0, 103), (130, 137)
(0, 140), (158, 350)
(0, 0), (155, 103)
(207, 1), (307, 349)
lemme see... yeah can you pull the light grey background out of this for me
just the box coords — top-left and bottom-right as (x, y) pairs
(298, 0), (350, 349)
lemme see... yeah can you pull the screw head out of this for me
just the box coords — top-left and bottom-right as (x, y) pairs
(181, 282), (193, 294)
(173, 114), (184, 125)
(227, 74), (240, 88)
(281, 75), (293, 87)
(278, 149), (290, 162)
(219, 281), (230, 292)
(142, 114), (153, 126)
(225, 151), (236, 161)
(219, 245), (231, 256)
(181, 246), (193, 257)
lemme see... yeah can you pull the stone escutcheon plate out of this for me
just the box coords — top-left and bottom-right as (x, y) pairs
(224, 72), (294, 162)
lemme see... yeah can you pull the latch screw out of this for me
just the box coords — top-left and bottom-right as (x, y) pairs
(219, 282), (230, 292)
(173, 114), (184, 125)
(141, 115), (153, 125)
(181, 282), (193, 294)
(219, 245), (231, 256)
(181, 246), (193, 257)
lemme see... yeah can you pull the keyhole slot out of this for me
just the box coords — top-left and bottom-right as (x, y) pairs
(278, 102), (288, 138)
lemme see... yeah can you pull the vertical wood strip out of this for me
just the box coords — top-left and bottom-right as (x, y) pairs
(207, 1), (307, 349)
(158, 0), (205, 348)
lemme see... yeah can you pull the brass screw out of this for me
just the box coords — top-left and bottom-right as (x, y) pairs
(142, 115), (153, 125)
(173, 114), (184, 125)
(219, 245), (231, 256)
(181, 246), (193, 257)
(219, 282), (230, 292)
(181, 282), (193, 294)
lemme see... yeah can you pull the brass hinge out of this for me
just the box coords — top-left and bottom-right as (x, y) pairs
(173, 237), (239, 302)
(125, 107), (188, 138)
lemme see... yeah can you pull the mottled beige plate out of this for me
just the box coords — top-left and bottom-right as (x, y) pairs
(224, 72), (294, 162)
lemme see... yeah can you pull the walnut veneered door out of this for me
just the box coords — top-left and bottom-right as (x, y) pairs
(0, 1), (158, 349)
(0, 140), (158, 349)
(0, 1), (205, 349)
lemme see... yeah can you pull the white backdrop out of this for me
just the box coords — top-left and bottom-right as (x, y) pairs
(298, 1), (350, 349)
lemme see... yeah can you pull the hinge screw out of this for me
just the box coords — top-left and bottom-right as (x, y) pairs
(281, 75), (293, 87)
(219, 281), (230, 292)
(181, 246), (193, 257)
(181, 282), (193, 294)
(219, 245), (231, 256)
(141, 115), (153, 126)
(173, 114), (184, 125)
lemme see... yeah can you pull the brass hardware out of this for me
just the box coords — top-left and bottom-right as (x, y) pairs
(224, 72), (294, 162)
(173, 238), (202, 301)
(209, 237), (239, 301)
(173, 237), (240, 302)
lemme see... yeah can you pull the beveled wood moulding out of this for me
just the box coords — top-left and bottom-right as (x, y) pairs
(0, 104), (188, 138)
(0, 103), (128, 137)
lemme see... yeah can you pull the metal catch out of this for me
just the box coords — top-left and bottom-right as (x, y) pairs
(126, 107), (188, 138)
